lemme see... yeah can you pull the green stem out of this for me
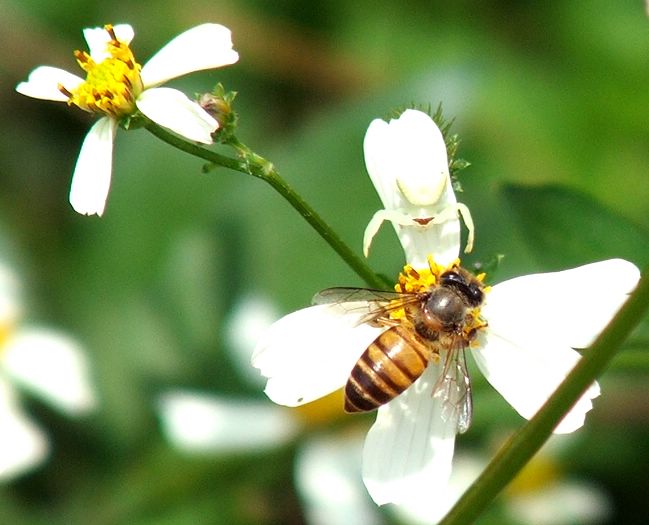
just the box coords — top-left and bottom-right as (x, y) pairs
(440, 267), (649, 525)
(144, 121), (389, 289)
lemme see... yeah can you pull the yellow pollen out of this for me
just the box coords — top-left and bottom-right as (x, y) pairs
(0, 322), (15, 355)
(64, 24), (143, 118)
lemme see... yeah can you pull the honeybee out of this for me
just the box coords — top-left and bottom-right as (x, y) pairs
(314, 265), (486, 434)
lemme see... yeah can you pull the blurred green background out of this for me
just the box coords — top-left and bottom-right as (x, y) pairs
(1, 1), (648, 523)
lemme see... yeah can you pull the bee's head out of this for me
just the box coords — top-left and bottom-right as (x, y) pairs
(439, 269), (485, 307)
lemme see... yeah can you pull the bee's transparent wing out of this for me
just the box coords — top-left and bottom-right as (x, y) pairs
(432, 348), (473, 434)
(312, 287), (404, 305)
(313, 287), (422, 326)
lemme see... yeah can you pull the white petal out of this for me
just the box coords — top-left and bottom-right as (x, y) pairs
(363, 109), (461, 267)
(0, 378), (49, 480)
(158, 391), (297, 453)
(137, 87), (217, 144)
(474, 262), (617, 433)
(393, 198), (463, 268)
(224, 295), (279, 388)
(0, 262), (22, 324)
(391, 453), (486, 525)
(3, 328), (97, 415)
(84, 24), (134, 61)
(484, 259), (640, 349)
(15, 66), (83, 102)
(364, 109), (449, 210)
(392, 111), (448, 208)
(295, 433), (382, 525)
(69, 117), (116, 216)
(473, 331), (600, 434)
(140, 24), (239, 87)
(252, 304), (382, 407)
(362, 364), (457, 506)
(507, 480), (611, 525)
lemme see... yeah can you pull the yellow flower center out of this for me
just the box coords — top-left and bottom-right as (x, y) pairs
(390, 255), (489, 341)
(0, 322), (15, 356)
(293, 389), (346, 427)
(507, 454), (560, 495)
(61, 25), (143, 118)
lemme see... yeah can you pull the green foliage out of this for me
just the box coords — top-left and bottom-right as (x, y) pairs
(2, 1), (649, 524)
(503, 184), (649, 270)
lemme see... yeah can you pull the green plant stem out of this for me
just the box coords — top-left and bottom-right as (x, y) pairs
(440, 267), (649, 525)
(144, 121), (389, 289)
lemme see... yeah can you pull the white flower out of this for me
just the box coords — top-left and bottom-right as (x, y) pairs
(295, 433), (383, 525)
(158, 391), (298, 454)
(0, 378), (48, 481)
(507, 482), (611, 525)
(253, 257), (638, 509)
(159, 391), (382, 525)
(16, 23), (239, 216)
(252, 110), (640, 509)
(362, 109), (474, 266)
(158, 296), (297, 454)
(0, 263), (96, 480)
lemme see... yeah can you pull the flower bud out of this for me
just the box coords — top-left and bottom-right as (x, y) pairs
(198, 84), (238, 141)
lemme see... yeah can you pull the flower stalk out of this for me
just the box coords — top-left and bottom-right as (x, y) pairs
(439, 266), (649, 525)
(144, 120), (389, 289)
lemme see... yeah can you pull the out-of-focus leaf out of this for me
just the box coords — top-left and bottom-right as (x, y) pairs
(503, 183), (649, 346)
(502, 184), (649, 270)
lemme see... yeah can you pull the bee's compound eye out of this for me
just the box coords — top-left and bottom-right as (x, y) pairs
(440, 271), (463, 288)
(465, 282), (484, 306)
(440, 270), (483, 307)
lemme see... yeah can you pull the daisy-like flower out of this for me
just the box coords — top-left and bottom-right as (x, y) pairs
(362, 109), (474, 265)
(253, 256), (638, 508)
(16, 23), (239, 216)
(252, 110), (640, 510)
(0, 263), (96, 480)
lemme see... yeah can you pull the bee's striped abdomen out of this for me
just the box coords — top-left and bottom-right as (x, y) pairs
(344, 324), (430, 413)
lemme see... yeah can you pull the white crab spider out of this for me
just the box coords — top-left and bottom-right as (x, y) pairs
(361, 109), (475, 264)
(363, 203), (475, 258)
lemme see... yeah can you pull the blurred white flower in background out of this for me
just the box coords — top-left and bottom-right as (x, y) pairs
(225, 295), (280, 388)
(158, 295), (296, 454)
(0, 263), (96, 480)
(158, 391), (298, 454)
(295, 432), (383, 525)
(158, 294), (382, 524)
(393, 436), (611, 525)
